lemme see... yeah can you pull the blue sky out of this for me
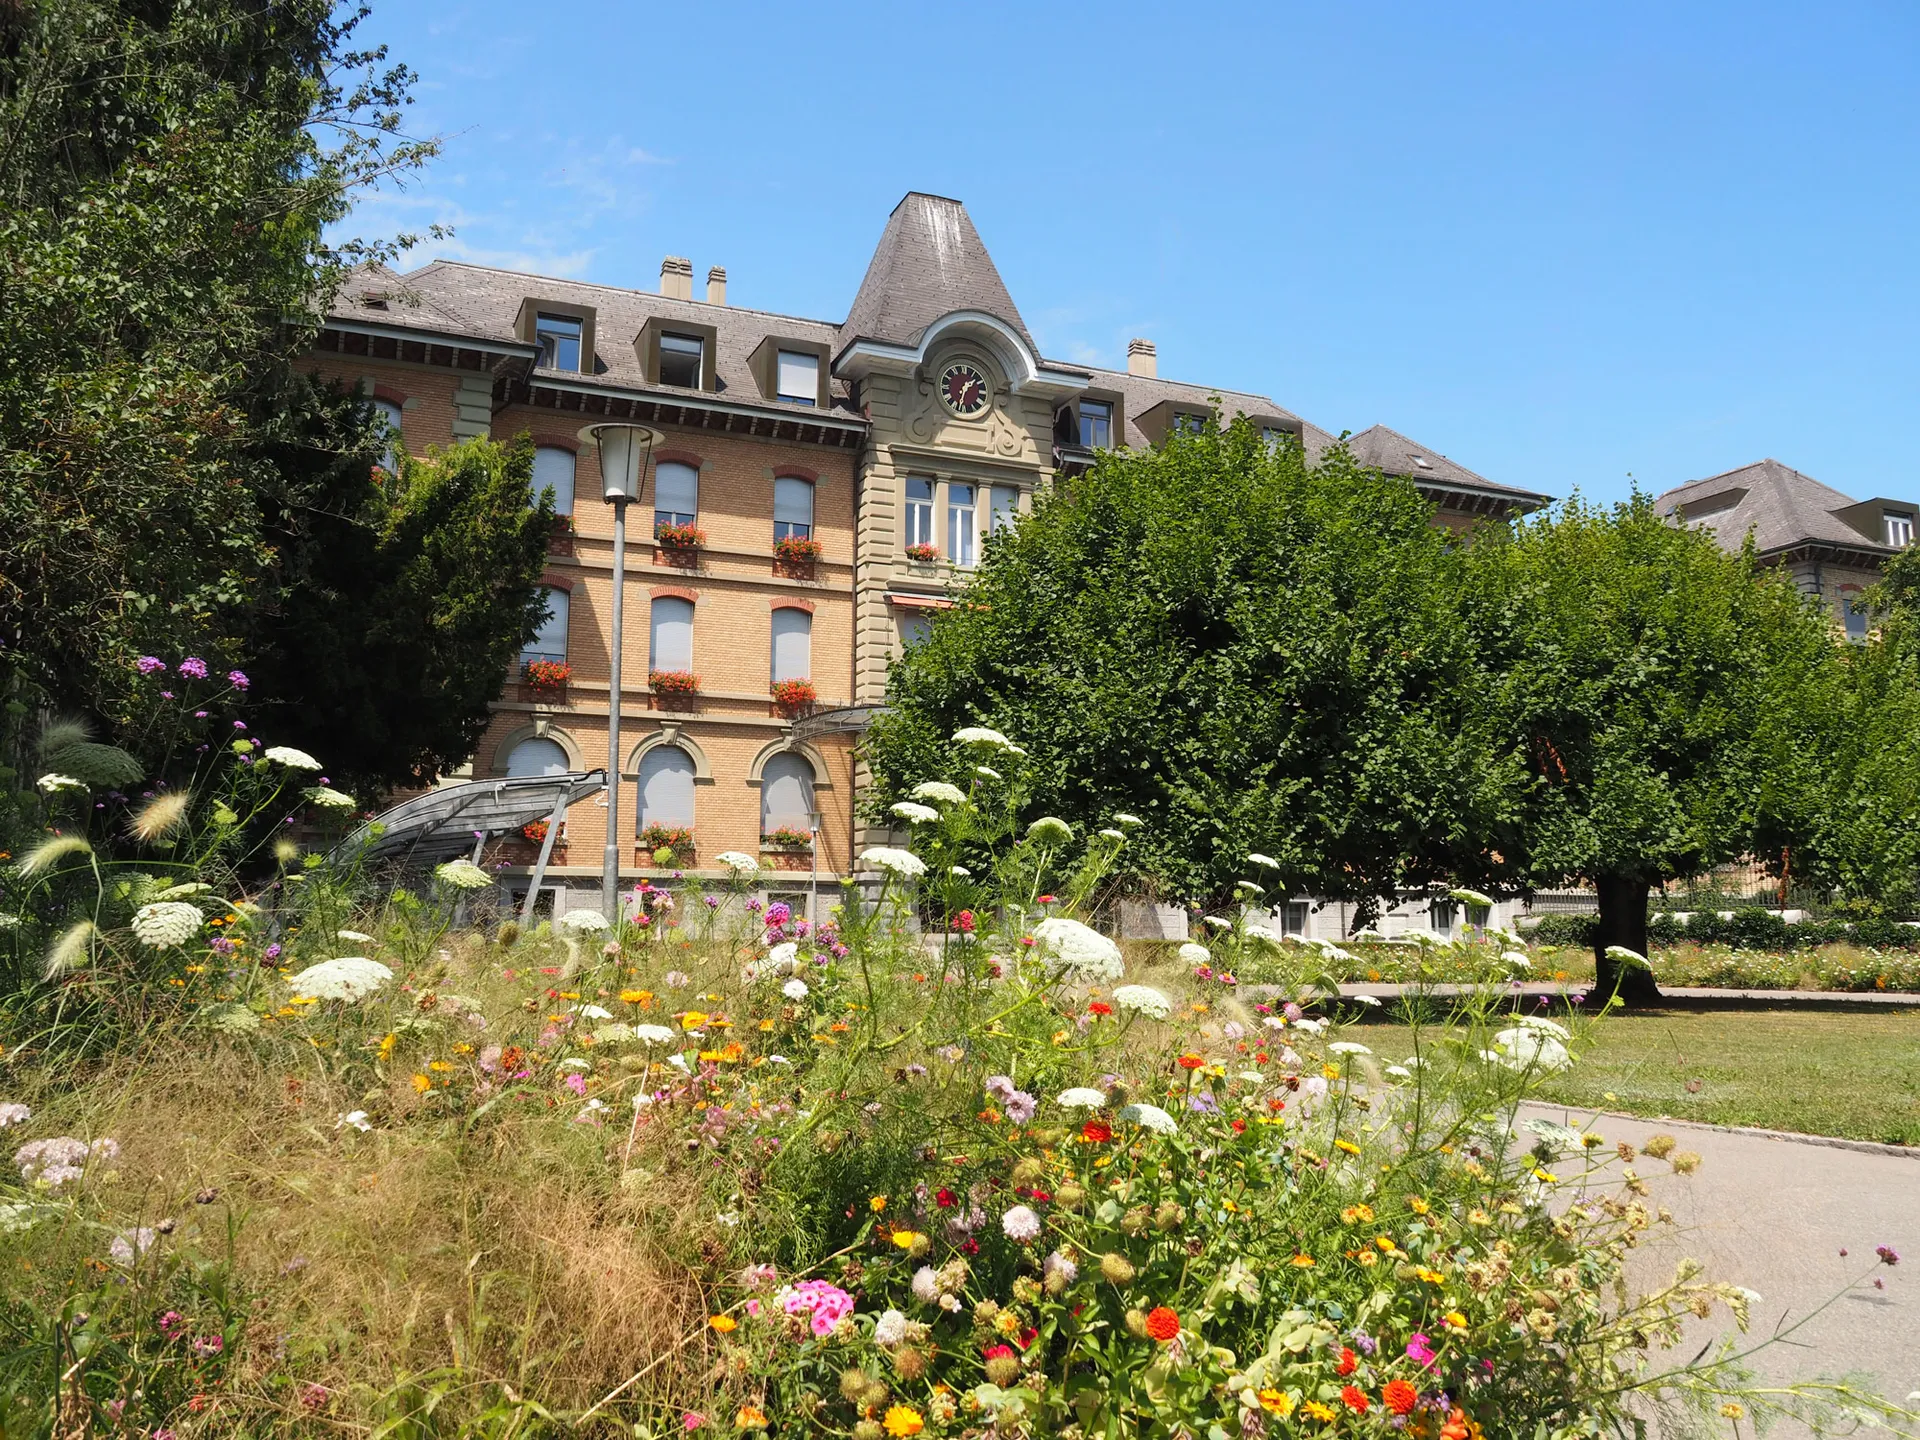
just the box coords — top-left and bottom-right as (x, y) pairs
(346, 2), (1919, 505)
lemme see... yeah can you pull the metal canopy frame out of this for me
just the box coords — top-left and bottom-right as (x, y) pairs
(330, 770), (607, 925)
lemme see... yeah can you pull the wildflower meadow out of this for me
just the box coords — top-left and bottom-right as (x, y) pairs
(0, 722), (1913, 1438)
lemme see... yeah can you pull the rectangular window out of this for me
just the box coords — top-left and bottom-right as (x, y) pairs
(521, 588), (569, 664)
(1279, 901), (1309, 937)
(654, 461), (699, 531)
(774, 476), (814, 541)
(532, 446), (575, 514)
(771, 608), (812, 683)
(1428, 898), (1457, 940)
(948, 483), (977, 567)
(649, 596), (694, 673)
(776, 350), (819, 406)
(1845, 597), (1870, 641)
(898, 613), (933, 651)
(987, 485), (1019, 535)
(1886, 512), (1914, 548)
(1079, 399), (1112, 448)
(535, 313), (582, 371)
(905, 477), (935, 550)
(1262, 427), (1290, 453)
(659, 332), (704, 388)
(1172, 412), (1208, 437)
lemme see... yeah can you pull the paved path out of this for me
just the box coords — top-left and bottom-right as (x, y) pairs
(1289, 981), (1920, 1009)
(1519, 1102), (1919, 1426)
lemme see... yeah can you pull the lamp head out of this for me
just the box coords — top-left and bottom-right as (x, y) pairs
(581, 422), (660, 503)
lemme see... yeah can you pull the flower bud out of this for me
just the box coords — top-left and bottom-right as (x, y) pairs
(839, 1369), (869, 1402)
(1054, 1182), (1085, 1211)
(893, 1346), (928, 1382)
(854, 1423), (884, 1440)
(1153, 1201), (1185, 1232)
(1100, 1252), (1136, 1285)
(1123, 1308), (1149, 1338)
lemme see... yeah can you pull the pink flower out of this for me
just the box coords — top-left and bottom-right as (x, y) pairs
(682, 1412), (706, 1431)
(779, 1279), (854, 1337)
(1406, 1333), (1437, 1368)
(564, 1073), (587, 1096)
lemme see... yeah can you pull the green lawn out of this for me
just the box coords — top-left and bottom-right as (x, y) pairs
(1354, 1008), (1920, 1146)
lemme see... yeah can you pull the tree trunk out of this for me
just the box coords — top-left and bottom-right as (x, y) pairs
(1592, 874), (1661, 1005)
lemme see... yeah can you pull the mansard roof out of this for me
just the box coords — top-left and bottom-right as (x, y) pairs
(1344, 424), (1548, 508)
(839, 193), (1038, 356)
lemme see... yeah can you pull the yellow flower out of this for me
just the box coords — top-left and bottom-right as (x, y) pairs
(1408, 1196), (1430, 1215)
(558, 991), (579, 1000)
(1468, 1208), (1491, 1226)
(1720, 1404), (1744, 1419)
(1302, 1399), (1338, 1423)
(758, 1019), (776, 1031)
(452, 1042), (473, 1054)
(891, 1230), (926, 1251)
(681, 1011), (710, 1030)
(994, 1309), (1020, 1335)
(709, 1315), (737, 1332)
(428, 1060), (452, 1072)
(410, 1073), (431, 1093)
(870, 1195), (888, 1213)
(735, 1404), (767, 1430)
(1355, 1250), (1378, 1267)
(1334, 1139), (1361, 1155)
(620, 989), (652, 1005)
(1289, 1253), (1315, 1267)
(1375, 1236), (1396, 1252)
(883, 1404), (924, 1437)
(1415, 1267), (1447, 1284)
(1441, 1310), (1468, 1330)
(1322, 1065), (1341, 1081)
(1257, 1389), (1295, 1416)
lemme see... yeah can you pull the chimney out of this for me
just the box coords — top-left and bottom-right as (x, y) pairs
(659, 255), (693, 300)
(706, 265), (727, 305)
(1127, 338), (1157, 378)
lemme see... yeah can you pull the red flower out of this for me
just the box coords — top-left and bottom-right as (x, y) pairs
(983, 1343), (1015, 1361)
(961, 1238), (980, 1256)
(1336, 1346), (1358, 1376)
(955, 909), (976, 933)
(935, 1188), (957, 1208)
(1231, 1118), (1247, 1134)
(1144, 1307), (1180, 1342)
(1341, 1384), (1370, 1413)
(1081, 1120), (1113, 1143)
(1383, 1380), (1419, 1416)
(1087, 1001), (1113, 1016)
(1037, 894), (1057, 904)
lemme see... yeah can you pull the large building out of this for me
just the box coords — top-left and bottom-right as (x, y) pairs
(1654, 459), (1918, 638)
(309, 192), (1546, 916)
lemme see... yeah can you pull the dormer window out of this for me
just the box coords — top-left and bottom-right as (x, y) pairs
(1172, 412), (1208, 437)
(776, 351), (819, 406)
(1886, 512), (1914, 548)
(1079, 399), (1112, 448)
(659, 332), (704, 388)
(535, 313), (582, 371)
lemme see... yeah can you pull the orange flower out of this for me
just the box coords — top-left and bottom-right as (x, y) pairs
(1144, 1306), (1180, 1341)
(709, 1315), (737, 1332)
(1383, 1380), (1419, 1415)
(1440, 1409), (1472, 1440)
(1340, 1384), (1369, 1413)
(1081, 1119), (1113, 1144)
(1176, 1053), (1205, 1070)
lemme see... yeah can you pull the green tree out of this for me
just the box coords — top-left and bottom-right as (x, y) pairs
(1459, 495), (1842, 1000)
(0, 0), (433, 725)
(865, 418), (1515, 915)
(241, 432), (556, 791)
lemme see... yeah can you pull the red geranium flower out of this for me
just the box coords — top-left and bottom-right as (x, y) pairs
(955, 909), (976, 933)
(1144, 1307), (1180, 1342)
(1087, 1001), (1113, 1016)
(1081, 1120), (1113, 1143)
(1341, 1385), (1370, 1413)
(1383, 1380), (1419, 1416)
(935, 1188), (957, 1208)
(1336, 1346), (1358, 1376)
(1231, 1118), (1247, 1134)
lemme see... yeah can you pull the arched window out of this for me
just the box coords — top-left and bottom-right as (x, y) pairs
(637, 745), (695, 829)
(523, 588), (569, 663)
(649, 595), (694, 672)
(774, 476), (814, 541)
(654, 461), (698, 531)
(771, 608), (811, 683)
(504, 737), (569, 777)
(532, 446), (575, 514)
(761, 751), (816, 835)
(372, 398), (403, 473)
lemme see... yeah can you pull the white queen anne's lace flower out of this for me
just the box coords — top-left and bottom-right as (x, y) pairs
(1113, 812), (1142, 826)
(715, 851), (760, 874)
(558, 909), (610, 934)
(286, 957), (392, 1001)
(782, 977), (810, 1001)
(860, 846), (926, 878)
(1450, 887), (1495, 908)
(1328, 1041), (1372, 1055)
(1117, 1102), (1178, 1134)
(305, 786), (354, 810)
(1247, 852), (1280, 868)
(1031, 917), (1123, 982)
(1491, 1026), (1573, 1073)
(1055, 1087), (1108, 1109)
(910, 781), (968, 806)
(951, 726), (1015, 751)
(1026, 816), (1072, 846)
(37, 774), (85, 793)
(1112, 984), (1173, 1020)
(890, 801), (940, 824)
(632, 1024), (678, 1045)
(131, 901), (202, 949)
(1176, 942), (1211, 966)
(261, 746), (323, 770)
(435, 859), (492, 890)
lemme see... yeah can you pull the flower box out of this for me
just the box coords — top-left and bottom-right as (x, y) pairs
(522, 660), (571, 697)
(905, 543), (937, 564)
(770, 678), (817, 718)
(763, 849), (814, 871)
(655, 521), (705, 550)
(649, 670), (700, 711)
(637, 824), (694, 866)
(773, 535), (822, 578)
(548, 517), (575, 557)
(763, 827), (813, 851)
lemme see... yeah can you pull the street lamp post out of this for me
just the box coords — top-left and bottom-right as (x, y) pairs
(583, 422), (658, 924)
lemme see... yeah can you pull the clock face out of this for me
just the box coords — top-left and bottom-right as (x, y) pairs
(938, 361), (990, 416)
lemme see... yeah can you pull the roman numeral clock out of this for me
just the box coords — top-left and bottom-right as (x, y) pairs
(938, 360), (990, 417)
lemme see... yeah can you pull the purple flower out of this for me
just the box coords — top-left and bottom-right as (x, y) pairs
(765, 902), (792, 927)
(178, 657), (209, 679)
(1188, 1091), (1219, 1114)
(1878, 1245), (1900, 1266)
(159, 690), (174, 700)
(232, 720), (246, 731)
(190, 1334), (224, 1357)
(703, 895), (719, 909)
(227, 670), (249, 689)
(746, 898), (764, 914)
(137, 656), (166, 675)
(194, 710), (208, 718)
(263, 943), (281, 961)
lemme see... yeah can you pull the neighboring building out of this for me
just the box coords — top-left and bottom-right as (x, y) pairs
(308, 192), (1546, 916)
(1654, 459), (1918, 639)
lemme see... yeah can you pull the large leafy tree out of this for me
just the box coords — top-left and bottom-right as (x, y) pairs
(1459, 496), (1843, 1000)
(865, 418), (1517, 915)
